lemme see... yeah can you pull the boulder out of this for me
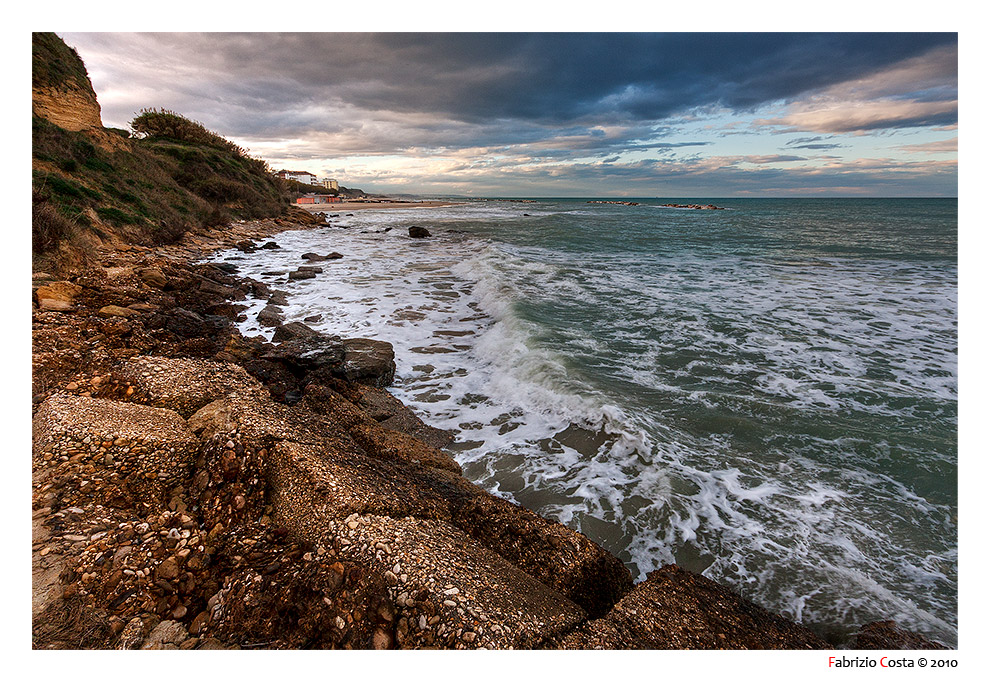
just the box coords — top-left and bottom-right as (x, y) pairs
(408, 226), (431, 238)
(549, 564), (829, 649)
(35, 281), (83, 309)
(339, 338), (396, 387)
(32, 393), (200, 507)
(267, 291), (289, 306)
(99, 305), (139, 318)
(136, 267), (167, 288)
(141, 620), (189, 650)
(256, 305), (284, 328)
(269, 438), (630, 615)
(111, 355), (268, 417)
(272, 321), (322, 343)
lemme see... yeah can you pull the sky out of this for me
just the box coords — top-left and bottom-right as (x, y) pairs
(58, 31), (958, 198)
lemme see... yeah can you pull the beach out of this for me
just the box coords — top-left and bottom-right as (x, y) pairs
(296, 199), (458, 213)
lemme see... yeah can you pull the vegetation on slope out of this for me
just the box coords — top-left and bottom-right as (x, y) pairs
(31, 34), (294, 269)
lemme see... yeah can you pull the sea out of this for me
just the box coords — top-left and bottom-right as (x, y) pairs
(211, 197), (958, 646)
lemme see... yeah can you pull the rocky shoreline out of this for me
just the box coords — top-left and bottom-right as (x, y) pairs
(31, 210), (946, 650)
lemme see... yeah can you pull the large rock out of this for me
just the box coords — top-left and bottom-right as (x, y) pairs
(408, 226), (431, 238)
(549, 564), (829, 649)
(339, 338), (396, 387)
(270, 505), (586, 649)
(32, 393), (199, 507)
(256, 305), (284, 328)
(35, 281), (83, 310)
(268, 438), (629, 615)
(110, 355), (268, 417)
(351, 385), (453, 448)
(302, 384), (459, 473)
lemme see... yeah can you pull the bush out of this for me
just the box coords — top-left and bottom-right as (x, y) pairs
(32, 192), (75, 253)
(131, 109), (247, 157)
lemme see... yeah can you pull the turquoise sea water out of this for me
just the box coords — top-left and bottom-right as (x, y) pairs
(216, 197), (957, 645)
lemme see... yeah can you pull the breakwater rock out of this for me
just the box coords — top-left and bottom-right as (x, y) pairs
(659, 203), (725, 209)
(30, 217), (940, 650)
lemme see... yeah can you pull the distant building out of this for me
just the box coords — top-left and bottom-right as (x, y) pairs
(296, 194), (341, 204)
(276, 170), (320, 185)
(321, 178), (340, 191)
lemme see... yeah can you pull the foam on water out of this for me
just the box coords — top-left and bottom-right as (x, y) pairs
(211, 199), (957, 645)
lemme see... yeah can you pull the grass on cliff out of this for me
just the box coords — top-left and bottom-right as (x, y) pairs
(32, 111), (292, 256)
(32, 32), (92, 93)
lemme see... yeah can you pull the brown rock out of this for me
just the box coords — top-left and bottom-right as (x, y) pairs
(99, 305), (138, 318)
(550, 565), (829, 649)
(853, 620), (948, 650)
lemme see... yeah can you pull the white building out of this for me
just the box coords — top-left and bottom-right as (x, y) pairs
(276, 170), (320, 185)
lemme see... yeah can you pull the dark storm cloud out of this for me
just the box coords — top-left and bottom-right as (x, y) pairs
(64, 32), (957, 133)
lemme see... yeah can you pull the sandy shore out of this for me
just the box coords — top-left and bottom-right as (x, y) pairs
(297, 200), (458, 212)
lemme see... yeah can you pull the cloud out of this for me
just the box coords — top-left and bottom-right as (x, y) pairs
(56, 32), (958, 196)
(64, 32), (957, 133)
(894, 137), (958, 154)
(753, 43), (957, 134)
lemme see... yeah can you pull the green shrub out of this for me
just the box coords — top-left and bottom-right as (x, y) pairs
(32, 33), (91, 92)
(96, 206), (139, 225)
(131, 109), (247, 157)
(32, 191), (76, 253)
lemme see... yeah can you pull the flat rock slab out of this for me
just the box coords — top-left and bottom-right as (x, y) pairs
(114, 356), (268, 418)
(550, 564), (829, 649)
(269, 441), (629, 616)
(32, 393), (199, 505)
(280, 508), (586, 649)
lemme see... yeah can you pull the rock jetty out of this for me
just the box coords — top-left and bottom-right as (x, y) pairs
(31, 214), (943, 650)
(659, 203), (725, 210)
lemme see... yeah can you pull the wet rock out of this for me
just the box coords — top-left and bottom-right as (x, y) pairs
(267, 291), (290, 306)
(549, 565), (828, 649)
(272, 321), (322, 344)
(853, 620), (948, 650)
(339, 338), (396, 387)
(408, 226), (431, 238)
(257, 306), (284, 328)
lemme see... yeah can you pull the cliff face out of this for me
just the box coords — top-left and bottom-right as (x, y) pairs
(31, 34), (291, 273)
(32, 33), (103, 131)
